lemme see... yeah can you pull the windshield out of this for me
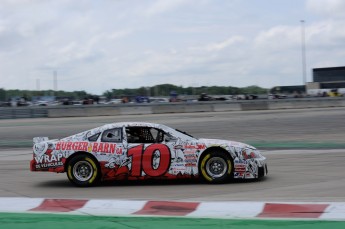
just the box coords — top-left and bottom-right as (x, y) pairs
(159, 124), (196, 141)
(175, 129), (194, 138)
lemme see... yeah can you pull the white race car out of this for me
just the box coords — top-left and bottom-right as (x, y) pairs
(30, 122), (267, 186)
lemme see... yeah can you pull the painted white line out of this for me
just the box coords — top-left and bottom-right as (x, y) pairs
(320, 203), (345, 220)
(188, 201), (265, 218)
(0, 197), (44, 212)
(75, 199), (147, 216)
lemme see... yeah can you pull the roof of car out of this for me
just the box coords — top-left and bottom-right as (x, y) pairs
(102, 122), (161, 129)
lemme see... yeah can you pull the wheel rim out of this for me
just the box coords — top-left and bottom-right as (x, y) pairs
(73, 161), (93, 182)
(205, 156), (228, 178)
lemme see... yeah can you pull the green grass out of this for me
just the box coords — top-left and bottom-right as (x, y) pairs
(0, 213), (345, 229)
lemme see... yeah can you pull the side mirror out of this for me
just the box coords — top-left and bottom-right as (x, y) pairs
(165, 135), (177, 142)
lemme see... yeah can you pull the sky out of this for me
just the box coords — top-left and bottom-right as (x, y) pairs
(0, 0), (345, 95)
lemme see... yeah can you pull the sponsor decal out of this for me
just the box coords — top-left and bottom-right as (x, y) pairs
(183, 148), (198, 167)
(184, 144), (206, 150)
(171, 167), (186, 172)
(234, 164), (246, 172)
(56, 141), (88, 151)
(90, 142), (123, 154)
(234, 158), (247, 164)
(34, 151), (68, 169)
(242, 150), (258, 159)
(184, 153), (197, 167)
(174, 145), (184, 150)
(34, 152), (69, 164)
(35, 161), (63, 169)
(234, 172), (245, 178)
(55, 141), (123, 154)
(246, 171), (252, 176)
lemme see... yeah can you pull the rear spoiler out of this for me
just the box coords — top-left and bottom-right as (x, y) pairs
(33, 137), (49, 144)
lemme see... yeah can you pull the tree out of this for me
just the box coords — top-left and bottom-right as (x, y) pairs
(0, 88), (6, 101)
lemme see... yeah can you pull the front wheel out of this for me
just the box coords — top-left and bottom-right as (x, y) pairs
(199, 151), (233, 183)
(67, 154), (100, 187)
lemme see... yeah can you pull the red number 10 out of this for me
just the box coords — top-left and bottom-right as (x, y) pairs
(128, 144), (171, 177)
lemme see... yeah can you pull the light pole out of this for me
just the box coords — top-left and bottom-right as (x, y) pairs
(300, 20), (307, 86)
(36, 79), (40, 91)
(53, 70), (57, 91)
(52, 70), (57, 96)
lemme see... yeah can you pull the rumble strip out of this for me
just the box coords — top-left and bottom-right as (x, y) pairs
(0, 198), (345, 220)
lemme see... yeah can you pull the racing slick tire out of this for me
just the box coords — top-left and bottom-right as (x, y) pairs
(199, 150), (233, 184)
(67, 154), (101, 187)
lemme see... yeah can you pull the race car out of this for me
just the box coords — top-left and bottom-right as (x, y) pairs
(30, 122), (267, 186)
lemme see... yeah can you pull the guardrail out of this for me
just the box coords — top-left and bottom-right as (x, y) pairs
(0, 107), (48, 119)
(1, 97), (345, 119)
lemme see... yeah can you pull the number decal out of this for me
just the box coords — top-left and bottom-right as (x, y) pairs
(128, 144), (171, 177)
(127, 145), (143, 177)
(143, 144), (171, 177)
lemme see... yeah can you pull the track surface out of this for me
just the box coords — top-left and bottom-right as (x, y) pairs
(1, 107), (345, 202)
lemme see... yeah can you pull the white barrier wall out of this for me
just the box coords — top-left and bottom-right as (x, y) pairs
(0, 98), (344, 119)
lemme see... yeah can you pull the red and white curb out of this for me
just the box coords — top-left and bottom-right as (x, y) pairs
(0, 198), (345, 220)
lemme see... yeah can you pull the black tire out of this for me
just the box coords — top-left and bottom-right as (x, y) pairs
(199, 150), (233, 183)
(67, 154), (100, 187)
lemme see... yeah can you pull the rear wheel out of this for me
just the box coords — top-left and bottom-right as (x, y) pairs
(67, 154), (100, 187)
(199, 150), (233, 183)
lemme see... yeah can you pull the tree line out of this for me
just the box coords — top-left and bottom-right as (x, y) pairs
(0, 84), (268, 101)
(103, 84), (268, 99)
(0, 88), (89, 101)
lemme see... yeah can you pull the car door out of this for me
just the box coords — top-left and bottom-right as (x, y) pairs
(124, 126), (171, 178)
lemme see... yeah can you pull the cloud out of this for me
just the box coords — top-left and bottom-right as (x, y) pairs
(144, 0), (191, 17)
(1, 0), (345, 94)
(200, 36), (246, 52)
(306, 0), (345, 18)
(254, 25), (300, 50)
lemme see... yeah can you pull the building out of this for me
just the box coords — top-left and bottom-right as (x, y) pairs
(307, 66), (345, 95)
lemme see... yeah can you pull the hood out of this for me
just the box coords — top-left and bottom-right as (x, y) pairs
(198, 138), (256, 150)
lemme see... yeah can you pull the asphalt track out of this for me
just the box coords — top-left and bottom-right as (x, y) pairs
(1, 107), (345, 228)
(1, 107), (345, 148)
(0, 107), (345, 201)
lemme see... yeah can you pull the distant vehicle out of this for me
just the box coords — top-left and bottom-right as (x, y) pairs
(149, 97), (169, 103)
(72, 101), (83, 105)
(135, 96), (150, 103)
(0, 101), (11, 107)
(198, 93), (228, 101)
(198, 93), (214, 101)
(328, 89), (343, 97)
(106, 99), (122, 104)
(35, 101), (60, 106)
(268, 94), (287, 99)
(234, 94), (258, 100)
(30, 122), (267, 187)
(9, 97), (31, 107)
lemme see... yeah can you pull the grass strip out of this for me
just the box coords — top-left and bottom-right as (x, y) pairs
(0, 213), (345, 229)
